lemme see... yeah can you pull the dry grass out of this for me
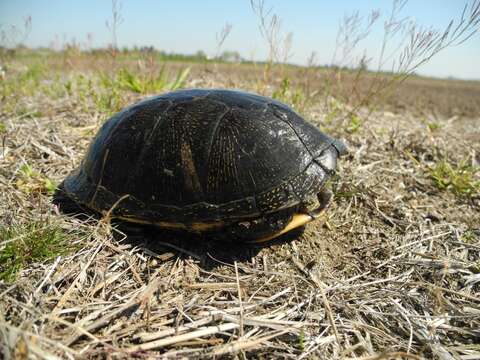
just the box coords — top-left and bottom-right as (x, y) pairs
(0, 55), (479, 359)
(20, 53), (480, 118)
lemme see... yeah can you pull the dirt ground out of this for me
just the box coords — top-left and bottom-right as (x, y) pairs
(1, 56), (479, 359)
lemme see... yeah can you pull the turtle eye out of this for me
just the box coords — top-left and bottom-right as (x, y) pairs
(315, 147), (337, 173)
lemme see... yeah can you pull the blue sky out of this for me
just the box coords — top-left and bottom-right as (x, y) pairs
(1, 0), (479, 79)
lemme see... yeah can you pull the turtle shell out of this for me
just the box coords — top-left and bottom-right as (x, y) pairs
(60, 89), (345, 237)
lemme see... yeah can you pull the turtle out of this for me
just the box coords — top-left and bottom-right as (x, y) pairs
(56, 89), (346, 242)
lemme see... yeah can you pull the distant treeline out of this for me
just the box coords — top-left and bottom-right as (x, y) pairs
(0, 45), (406, 76)
(0, 44), (247, 64)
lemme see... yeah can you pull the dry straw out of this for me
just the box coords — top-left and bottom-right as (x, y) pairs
(1, 0), (479, 358)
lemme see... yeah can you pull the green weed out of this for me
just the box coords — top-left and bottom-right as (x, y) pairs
(461, 230), (477, 244)
(429, 158), (479, 198)
(16, 164), (56, 195)
(0, 122), (6, 134)
(116, 66), (190, 94)
(296, 329), (305, 351)
(347, 113), (362, 133)
(420, 117), (443, 132)
(272, 77), (308, 112)
(73, 74), (98, 112)
(116, 68), (143, 93)
(69, 72), (125, 117)
(19, 63), (44, 84)
(14, 63), (46, 96)
(427, 122), (443, 132)
(0, 62), (49, 117)
(0, 222), (74, 282)
(333, 182), (367, 201)
(91, 66), (190, 116)
(63, 79), (74, 95)
(15, 106), (43, 118)
(169, 67), (191, 91)
(92, 87), (124, 117)
(324, 109), (339, 126)
(42, 73), (68, 100)
(272, 77), (290, 101)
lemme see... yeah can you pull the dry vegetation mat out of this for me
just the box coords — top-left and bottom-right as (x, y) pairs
(1, 57), (479, 359)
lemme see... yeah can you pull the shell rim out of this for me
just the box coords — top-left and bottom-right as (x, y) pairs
(61, 144), (339, 224)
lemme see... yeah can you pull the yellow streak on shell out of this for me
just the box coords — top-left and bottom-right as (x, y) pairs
(116, 216), (225, 231)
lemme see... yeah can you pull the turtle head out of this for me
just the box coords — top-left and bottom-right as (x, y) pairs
(332, 138), (348, 156)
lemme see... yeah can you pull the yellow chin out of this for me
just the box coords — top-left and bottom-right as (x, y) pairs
(251, 205), (327, 243)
